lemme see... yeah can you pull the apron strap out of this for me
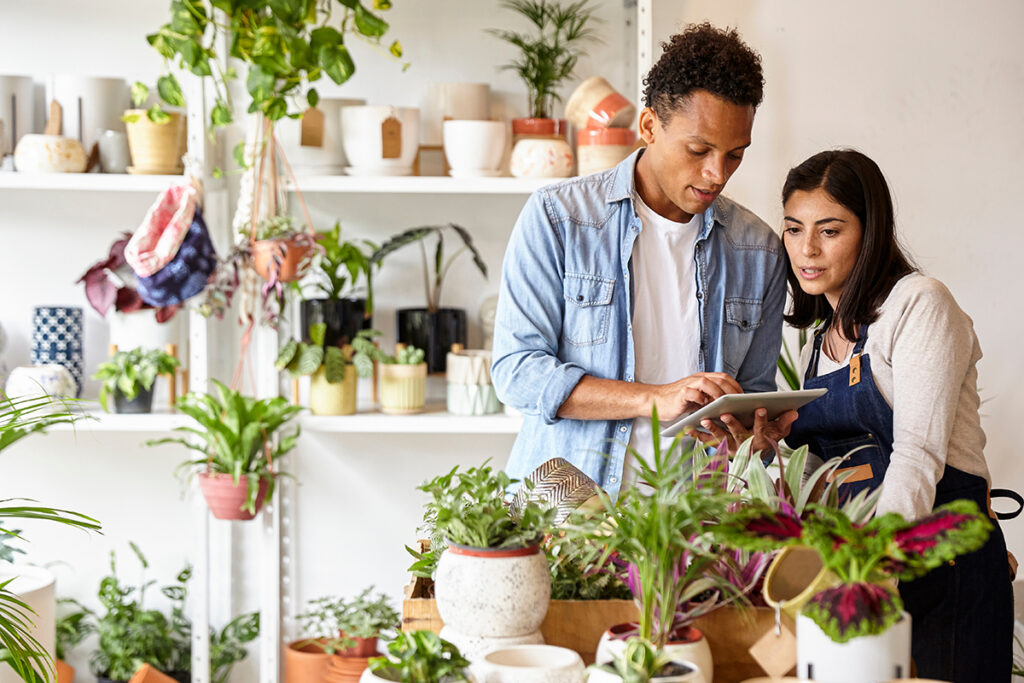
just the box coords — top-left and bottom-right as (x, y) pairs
(989, 488), (1024, 520)
(806, 327), (827, 380)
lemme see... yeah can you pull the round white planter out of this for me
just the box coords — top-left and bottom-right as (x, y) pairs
(475, 645), (585, 683)
(586, 661), (704, 683)
(0, 565), (56, 683)
(435, 543), (550, 660)
(341, 105), (420, 176)
(595, 625), (712, 683)
(276, 97), (365, 175)
(796, 611), (912, 682)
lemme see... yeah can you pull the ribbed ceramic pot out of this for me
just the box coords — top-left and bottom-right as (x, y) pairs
(435, 543), (550, 641)
(796, 611), (911, 682)
(378, 363), (427, 414)
(446, 383), (500, 416)
(124, 111), (186, 174)
(310, 365), (357, 416)
(477, 645), (585, 683)
(595, 624), (713, 683)
(446, 350), (492, 385)
(31, 306), (83, 396)
(198, 473), (270, 521)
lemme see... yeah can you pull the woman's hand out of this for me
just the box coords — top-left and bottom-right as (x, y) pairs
(687, 408), (799, 455)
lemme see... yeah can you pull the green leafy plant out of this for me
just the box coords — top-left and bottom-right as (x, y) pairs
(592, 637), (687, 683)
(276, 322), (353, 383)
(368, 630), (470, 683)
(416, 462), (556, 551)
(350, 332), (425, 379)
(147, 380), (302, 514)
(718, 499), (992, 642)
(0, 394), (100, 683)
(145, 0), (407, 131)
(121, 81), (179, 125)
(488, 0), (601, 119)
(93, 348), (180, 412)
(296, 587), (399, 654)
(370, 225), (487, 313)
(248, 215), (301, 242)
(54, 603), (89, 663)
(776, 329), (808, 391)
(209, 613), (261, 683)
(546, 535), (631, 601)
(306, 221), (377, 312)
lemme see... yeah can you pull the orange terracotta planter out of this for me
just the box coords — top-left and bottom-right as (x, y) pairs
(198, 472), (270, 521)
(284, 640), (372, 683)
(252, 235), (313, 283)
(128, 664), (180, 683)
(56, 659), (74, 683)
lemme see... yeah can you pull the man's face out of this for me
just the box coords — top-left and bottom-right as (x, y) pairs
(635, 90), (755, 223)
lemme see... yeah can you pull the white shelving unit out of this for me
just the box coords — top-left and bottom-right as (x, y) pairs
(0, 172), (185, 192)
(49, 409), (191, 432)
(300, 404), (522, 434)
(285, 175), (553, 195)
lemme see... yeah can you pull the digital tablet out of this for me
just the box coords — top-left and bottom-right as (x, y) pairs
(659, 388), (828, 438)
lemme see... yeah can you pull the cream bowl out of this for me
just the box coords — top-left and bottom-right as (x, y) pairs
(443, 120), (506, 176)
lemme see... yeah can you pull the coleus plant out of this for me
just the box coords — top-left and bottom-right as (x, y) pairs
(717, 499), (992, 642)
(77, 232), (179, 322)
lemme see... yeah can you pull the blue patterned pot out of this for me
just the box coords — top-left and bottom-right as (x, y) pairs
(31, 306), (83, 397)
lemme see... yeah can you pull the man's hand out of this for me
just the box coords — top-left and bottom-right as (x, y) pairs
(649, 372), (744, 422)
(688, 408), (799, 454)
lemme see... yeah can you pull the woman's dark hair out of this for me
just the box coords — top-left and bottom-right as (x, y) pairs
(782, 149), (916, 340)
(643, 22), (764, 120)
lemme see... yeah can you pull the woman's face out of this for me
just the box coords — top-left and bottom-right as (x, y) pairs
(783, 188), (864, 310)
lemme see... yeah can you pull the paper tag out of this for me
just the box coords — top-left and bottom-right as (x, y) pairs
(749, 613), (798, 678)
(299, 107), (324, 148)
(849, 352), (861, 386)
(381, 116), (402, 159)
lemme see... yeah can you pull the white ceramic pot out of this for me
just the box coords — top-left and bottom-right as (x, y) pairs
(596, 625), (713, 683)
(0, 75), (34, 157)
(422, 82), (491, 145)
(47, 75), (129, 152)
(587, 662), (704, 683)
(109, 312), (182, 351)
(435, 543), (550, 643)
(341, 105), (420, 176)
(510, 137), (573, 178)
(443, 120), (506, 176)
(446, 350), (493, 385)
(276, 97), (365, 175)
(5, 364), (77, 399)
(440, 628), (544, 665)
(13, 134), (87, 173)
(447, 383), (500, 416)
(796, 611), (911, 682)
(476, 645), (585, 683)
(0, 566), (56, 683)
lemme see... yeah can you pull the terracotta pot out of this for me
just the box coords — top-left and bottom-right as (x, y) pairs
(198, 472), (270, 521)
(577, 127), (636, 176)
(378, 363), (427, 414)
(511, 117), (568, 139)
(336, 635), (378, 658)
(252, 235), (314, 283)
(123, 110), (186, 174)
(310, 365), (357, 416)
(55, 659), (74, 683)
(328, 655), (371, 682)
(565, 76), (636, 130)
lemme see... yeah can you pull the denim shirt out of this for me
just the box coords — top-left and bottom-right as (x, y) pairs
(491, 149), (786, 499)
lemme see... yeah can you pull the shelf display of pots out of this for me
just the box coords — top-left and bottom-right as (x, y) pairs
(434, 542), (550, 661)
(310, 365), (357, 416)
(197, 473), (270, 521)
(446, 349), (499, 416)
(301, 298), (371, 348)
(378, 362), (427, 414)
(341, 105), (420, 176)
(124, 110), (186, 175)
(796, 611), (912, 682)
(396, 307), (467, 374)
(277, 97), (366, 175)
(252, 234), (315, 283)
(477, 644), (585, 683)
(595, 624), (713, 683)
(442, 120), (506, 178)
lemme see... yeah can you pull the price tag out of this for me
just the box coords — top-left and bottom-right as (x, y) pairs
(748, 605), (798, 678)
(381, 116), (402, 159)
(299, 107), (324, 148)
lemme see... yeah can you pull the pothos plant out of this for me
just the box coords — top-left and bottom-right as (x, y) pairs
(93, 347), (180, 412)
(717, 499), (992, 642)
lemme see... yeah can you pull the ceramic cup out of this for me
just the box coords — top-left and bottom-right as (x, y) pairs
(443, 120), (506, 176)
(98, 130), (130, 173)
(341, 105), (420, 176)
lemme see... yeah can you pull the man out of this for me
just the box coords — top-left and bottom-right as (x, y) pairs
(492, 23), (791, 497)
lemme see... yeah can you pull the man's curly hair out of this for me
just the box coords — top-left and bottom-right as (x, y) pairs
(643, 22), (764, 119)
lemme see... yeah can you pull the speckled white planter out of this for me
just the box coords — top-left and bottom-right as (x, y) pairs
(440, 628), (544, 663)
(475, 645), (585, 683)
(435, 543), (550, 659)
(447, 383), (501, 415)
(596, 625), (712, 683)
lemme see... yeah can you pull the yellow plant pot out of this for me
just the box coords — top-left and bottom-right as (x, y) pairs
(309, 365), (357, 416)
(124, 110), (186, 174)
(379, 363), (427, 414)
(762, 545), (840, 622)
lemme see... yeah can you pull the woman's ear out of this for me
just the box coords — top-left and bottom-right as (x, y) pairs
(638, 107), (659, 145)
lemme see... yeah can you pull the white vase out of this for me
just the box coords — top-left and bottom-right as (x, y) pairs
(796, 611), (912, 682)
(595, 625), (713, 683)
(341, 105), (420, 176)
(435, 544), (550, 660)
(0, 566), (56, 683)
(476, 645), (585, 683)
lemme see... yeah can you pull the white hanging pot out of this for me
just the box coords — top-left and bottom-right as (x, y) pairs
(595, 624), (713, 683)
(0, 566), (56, 683)
(796, 611), (911, 682)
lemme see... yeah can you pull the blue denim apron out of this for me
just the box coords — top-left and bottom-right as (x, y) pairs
(786, 325), (1013, 682)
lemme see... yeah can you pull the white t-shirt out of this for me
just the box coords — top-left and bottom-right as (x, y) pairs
(624, 193), (702, 483)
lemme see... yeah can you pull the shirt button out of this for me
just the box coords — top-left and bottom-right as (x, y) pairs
(609, 476), (618, 484)
(696, 292), (703, 300)
(619, 425), (627, 433)
(626, 375), (633, 381)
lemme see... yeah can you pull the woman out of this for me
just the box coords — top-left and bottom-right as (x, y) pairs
(779, 149), (1012, 682)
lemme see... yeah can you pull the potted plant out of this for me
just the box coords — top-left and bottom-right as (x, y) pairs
(589, 637), (702, 683)
(416, 462), (556, 659)
(249, 215), (319, 284)
(370, 224), (487, 373)
(93, 347), (179, 414)
(147, 380), (301, 520)
(351, 335), (427, 414)
(300, 222), (377, 349)
(54, 604), (90, 683)
(285, 587), (399, 683)
(121, 81), (186, 175)
(717, 498), (993, 682)
(276, 324), (369, 416)
(365, 630), (471, 683)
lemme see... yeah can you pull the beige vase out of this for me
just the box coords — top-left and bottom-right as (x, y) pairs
(379, 363), (427, 414)
(124, 110), (186, 174)
(310, 365), (357, 416)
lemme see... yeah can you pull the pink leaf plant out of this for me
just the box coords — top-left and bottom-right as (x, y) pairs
(77, 232), (179, 322)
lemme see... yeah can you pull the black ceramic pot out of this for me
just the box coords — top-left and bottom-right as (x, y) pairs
(396, 307), (467, 373)
(113, 386), (154, 414)
(301, 298), (371, 347)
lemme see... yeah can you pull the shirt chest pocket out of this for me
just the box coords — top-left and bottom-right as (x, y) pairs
(563, 273), (615, 346)
(722, 297), (763, 373)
